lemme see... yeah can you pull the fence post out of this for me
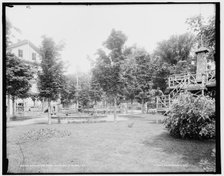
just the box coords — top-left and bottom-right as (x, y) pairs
(156, 96), (158, 109)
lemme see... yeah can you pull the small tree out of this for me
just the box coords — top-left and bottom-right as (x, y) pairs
(89, 77), (103, 105)
(6, 53), (33, 119)
(38, 37), (64, 124)
(60, 75), (77, 107)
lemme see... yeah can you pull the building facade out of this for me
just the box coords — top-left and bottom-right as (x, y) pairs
(7, 40), (42, 114)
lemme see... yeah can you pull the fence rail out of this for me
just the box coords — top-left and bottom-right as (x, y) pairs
(169, 71), (215, 89)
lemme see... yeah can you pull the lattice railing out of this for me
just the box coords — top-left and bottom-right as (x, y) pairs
(186, 74), (197, 84)
(156, 95), (170, 109)
(169, 72), (210, 89)
(169, 74), (186, 88)
(206, 70), (216, 84)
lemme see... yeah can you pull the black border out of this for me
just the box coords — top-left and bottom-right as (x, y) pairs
(2, 2), (221, 174)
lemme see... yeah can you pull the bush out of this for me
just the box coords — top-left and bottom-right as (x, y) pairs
(164, 92), (215, 139)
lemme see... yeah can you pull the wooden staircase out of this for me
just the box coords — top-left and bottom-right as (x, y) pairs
(156, 82), (184, 112)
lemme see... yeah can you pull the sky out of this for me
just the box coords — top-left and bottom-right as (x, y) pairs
(6, 4), (215, 74)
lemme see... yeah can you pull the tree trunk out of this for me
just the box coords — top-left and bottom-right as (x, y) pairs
(146, 102), (149, 114)
(113, 97), (117, 121)
(141, 99), (145, 114)
(125, 102), (128, 114)
(76, 99), (79, 113)
(41, 99), (44, 112)
(7, 95), (10, 121)
(106, 101), (108, 115)
(12, 96), (15, 117)
(48, 99), (52, 125)
(57, 104), (61, 124)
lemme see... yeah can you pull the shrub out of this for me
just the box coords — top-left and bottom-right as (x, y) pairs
(164, 92), (215, 139)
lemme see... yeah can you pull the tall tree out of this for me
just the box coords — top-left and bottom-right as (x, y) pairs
(121, 51), (138, 104)
(6, 53), (33, 119)
(134, 49), (154, 113)
(153, 33), (195, 65)
(121, 47), (155, 113)
(38, 37), (64, 124)
(92, 29), (127, 120)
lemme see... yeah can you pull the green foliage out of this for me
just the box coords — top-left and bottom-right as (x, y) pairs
(186, 15), (215, 49)
(121, 52), (138, 102)
(61, 73), (102, 108)
(121, 47), (155, 106)
(38, 36), (64, 101)
(103, 29), (127, 61)
(152, 63), (171, 92)
(6, 53), (34, 98)
(92, 29), (127, 98)
(134, 50), (154, 104)
(164, 93), (215, 139)
(77, 73), (92, 108)
(172, 60), (196, 75)
(154, 33), (195, 65)
(186, 15), (215, 61)
(89, 77), (103, 104)
(60, 75), (77, 105)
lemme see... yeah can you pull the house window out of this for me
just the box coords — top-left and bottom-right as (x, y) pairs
(32, 53), (36, 61)
(18, 49), (23, 58)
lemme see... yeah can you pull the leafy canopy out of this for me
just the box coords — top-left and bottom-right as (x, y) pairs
(153, 33), (195, 65)
(92, 29), (127, 99)
(186, 15), (215, 61)
(6, 53), (34, 98)
(38, 36), (64, 101)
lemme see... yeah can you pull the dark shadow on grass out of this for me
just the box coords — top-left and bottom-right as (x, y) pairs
(11, 116), (35, 121)
(119, 114), (143, 118)
(143, 131), (215, 168)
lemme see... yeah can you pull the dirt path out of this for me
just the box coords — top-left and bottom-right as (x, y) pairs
(6, 116), (215, 173)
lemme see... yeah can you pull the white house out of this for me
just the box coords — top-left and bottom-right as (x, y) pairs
(7, 40), (42, 114)
(7, 40), (41, 64)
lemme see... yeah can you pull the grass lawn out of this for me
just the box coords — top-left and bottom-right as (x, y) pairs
(7, 114), (215, 173)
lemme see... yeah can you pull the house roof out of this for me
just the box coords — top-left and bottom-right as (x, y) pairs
(7, 40), (40, 54)
(195, 47), (209, 54)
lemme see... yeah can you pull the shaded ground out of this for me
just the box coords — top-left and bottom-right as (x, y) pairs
(7, 114), (215, 173)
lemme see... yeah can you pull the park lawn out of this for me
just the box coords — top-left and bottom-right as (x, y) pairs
(7, 115), (215, 173)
